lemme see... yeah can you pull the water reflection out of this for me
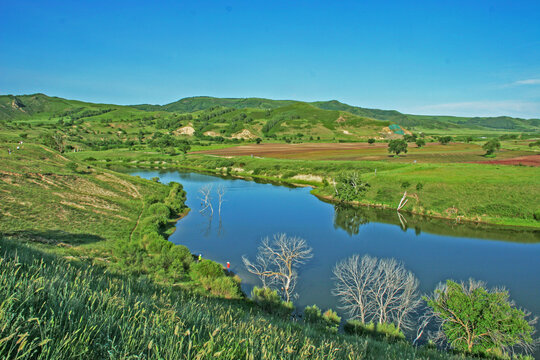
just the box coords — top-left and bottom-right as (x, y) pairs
(333, 204), (369, 235)
(332, 203), (540, 243)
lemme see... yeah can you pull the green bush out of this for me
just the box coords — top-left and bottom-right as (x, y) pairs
(533, 210), (540, 221)
(304, 304), (323, 324)
(283, 170), (297, 179)
(304, 305), (341, 331)
(201, 276), (242, 299)
(251, 286), (294, 317)
(190, 259), (224, 281)
(147, 203), (171, 218)
(146, 232), (172, 254)
(322, 309), (341, 329)
(169, 244), (193, 272)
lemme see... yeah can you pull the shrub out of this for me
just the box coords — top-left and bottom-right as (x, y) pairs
(169, 244), (193, 272)
(144, 232), (171, 253)
(190, 259), (224, 281)
(534, 210), (540, 221)
(401, 181), (411, 189)
(283, 170), (297, 179)
(147, 203), (171, 218)
(322, 309), (341, 329)
(251, 286), (294, 317)
(304, 305), (322, 324)
(416, 182), (424, 191)
(202, 276), (242, 299)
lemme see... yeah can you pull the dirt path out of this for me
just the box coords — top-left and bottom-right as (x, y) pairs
(129, 198), (144, 242)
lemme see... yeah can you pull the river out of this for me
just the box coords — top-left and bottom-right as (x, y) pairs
(131, 169), (540, 339)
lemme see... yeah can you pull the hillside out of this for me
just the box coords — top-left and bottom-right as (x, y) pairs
(2, 94), (539, 147)
(0, 94), (393, 142)
(312, 100), (540, 132)
(133, 96), (297, 112)
(133, 96), (540, 133)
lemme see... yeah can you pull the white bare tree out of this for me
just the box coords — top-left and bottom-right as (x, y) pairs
(242, 233), (313, 302)
(198, 185), (213, 215)
(216, 185), (226, 217)
(333, 254), (421, 331)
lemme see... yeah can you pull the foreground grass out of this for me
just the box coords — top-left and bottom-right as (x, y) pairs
(0, 237), (474, 360)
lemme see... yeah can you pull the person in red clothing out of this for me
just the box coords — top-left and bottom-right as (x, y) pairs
(226, 261), (230, 270)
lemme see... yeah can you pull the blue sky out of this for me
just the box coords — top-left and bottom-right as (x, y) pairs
(1, 0), (539, 118)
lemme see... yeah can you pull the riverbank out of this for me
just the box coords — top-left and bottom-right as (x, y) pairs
(75, 149), (539, 229)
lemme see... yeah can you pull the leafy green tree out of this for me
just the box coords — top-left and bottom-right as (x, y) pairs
(424, 279), (535, 357)
(415, 138), (426, 148)
(439, 136), (452, 145)
(388, 139), (408, 156)
(333, 172), (370, 202)
(482, 139), (501, 155)
(42, 132), (65, 152)
(367, 138), (375, 144)
(255, 137), (262, 144)
(404, 134), (417, 142)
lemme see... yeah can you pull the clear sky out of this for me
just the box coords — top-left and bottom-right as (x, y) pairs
(1, 0), (539, 118)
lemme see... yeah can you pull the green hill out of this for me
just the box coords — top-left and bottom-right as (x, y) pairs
(133, 96), (539, 133)
(0, 94), (392, 143)
(312, 100), (540, 132)
(2, 94), (538, 142)
(133, 96), (296, 113)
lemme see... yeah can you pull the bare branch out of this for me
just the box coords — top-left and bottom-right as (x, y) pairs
(243, 233), (313, 302)
(198, 185), (213, 215)
(333, 254), (421, 332)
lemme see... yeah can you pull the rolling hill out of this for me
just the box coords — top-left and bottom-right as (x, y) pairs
(1, 94), (538, 142)
(135, 96), (540, 133)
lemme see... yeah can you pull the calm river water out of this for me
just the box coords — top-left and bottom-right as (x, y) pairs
(131, 170), (540, 332)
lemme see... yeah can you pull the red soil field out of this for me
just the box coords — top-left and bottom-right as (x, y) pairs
(471, 155), (540, 167)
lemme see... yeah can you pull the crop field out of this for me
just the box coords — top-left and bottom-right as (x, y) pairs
(193, 141), (539, 164)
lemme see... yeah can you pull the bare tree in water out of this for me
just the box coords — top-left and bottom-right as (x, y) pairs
(198, 185), (213, 215)
(217, 185), (226, 217)
(243, 233), (313, 302)
(333, 254), (421, 331)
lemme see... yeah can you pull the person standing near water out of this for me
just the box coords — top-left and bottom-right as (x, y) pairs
(198, 254), (202, 262)
(226, 262), (230, 270)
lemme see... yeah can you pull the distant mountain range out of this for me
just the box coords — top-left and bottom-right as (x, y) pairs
(134, 96), (540, 132)
(1, 93), (539, 134)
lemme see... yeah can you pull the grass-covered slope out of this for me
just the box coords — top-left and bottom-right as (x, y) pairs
(133, 96), (540, 133)
(0, 142), (161, 244)
(133, 96), (297, 112)
(312, 100), (540, 132)
(0, 236), (475, 360)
